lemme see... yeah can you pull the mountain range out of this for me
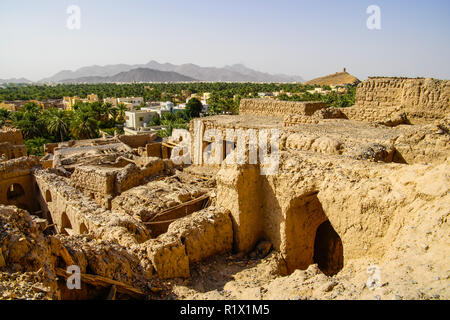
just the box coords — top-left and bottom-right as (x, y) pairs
(59, 68), (196, 84)
(0, 78), (32, 84)
(38, 61), (304, 83)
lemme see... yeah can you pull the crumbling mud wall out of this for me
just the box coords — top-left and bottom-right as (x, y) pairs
(0, 128), (27, 161)
(111, 171), (210, 227)
(216, 165), (264, 252)
(0, 143), (27, 160)
(146, 206), (233, 279)
(283, 108), (348, 126)
(240, 99), (326, 117)
(33, 169), (149, 245)
(0, 128), (24, 145)
(215, 151), (449, 277)
(117, 133), (158, 149)
(349, 77), (450, 124)
(69, 158), (165, 209)
(0, 205), (157, 300)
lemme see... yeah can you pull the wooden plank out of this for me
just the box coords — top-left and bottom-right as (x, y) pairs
(145, 218), (179, 238)
(59, 246), (75, 266)
(56, 268), (144, 297)
(146, 193), (209, 223)
(106, 285), (117, 300)
(162, 142), (176, 149)
(188, 173), (211, 181)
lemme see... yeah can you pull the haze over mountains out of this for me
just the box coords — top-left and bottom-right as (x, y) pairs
(59, 68), (196, 84)
(38, 61), (304, 83)
(0, 78), (32, 84)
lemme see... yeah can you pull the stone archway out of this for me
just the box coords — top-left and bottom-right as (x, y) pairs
(7, 183), (25, 201)
(60, 212), (72, 235)
(284, 192), (343, 275)
(79, 223), (88, 234)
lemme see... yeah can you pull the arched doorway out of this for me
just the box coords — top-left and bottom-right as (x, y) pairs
(284, 193), (344, 275)
(45, 190), (52, 202)
(7, 183), (25, 201)
(79, 223), (88, 234)
(60, 212), (72, 235)
(313, 220), (344, 276)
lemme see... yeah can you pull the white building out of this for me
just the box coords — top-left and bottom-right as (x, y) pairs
(124, 110), (157, 130)
(140, 101), (175, 117)
(118, 97), (144, 107)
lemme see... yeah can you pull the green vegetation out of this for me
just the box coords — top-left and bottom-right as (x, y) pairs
(0, 101), (123, 156)
(185, 98), (203, 118)
(0, 82), (357, 156)
(278, 86), (356, 108)
(159, 111), (189, 138)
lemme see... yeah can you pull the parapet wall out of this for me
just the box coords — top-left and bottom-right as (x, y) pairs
(0, 156), (39, 180)
(353, 77), (450, 123)
(240, 99), (326, 117)
(118, 133), (158, 149)
(0, 128), (24, 145)
(0, 128), (26, 160)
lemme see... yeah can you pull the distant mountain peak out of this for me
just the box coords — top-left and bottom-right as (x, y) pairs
(59, 68), (196, 84)
(305, 69), (360, 86)
(39, 60), (304, 83)
(0, 77), (32, 84)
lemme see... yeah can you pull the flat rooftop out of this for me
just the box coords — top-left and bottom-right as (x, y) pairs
(197, 114), (283, 129)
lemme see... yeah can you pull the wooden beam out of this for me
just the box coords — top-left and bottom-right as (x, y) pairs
(188, 173), (211, 181)
(162, 142), (176, 149)
(146, 193), (210, 223)
(106, 285), (117, 300)
(56, 268), (145, 297)
(59, 246), (75, 266)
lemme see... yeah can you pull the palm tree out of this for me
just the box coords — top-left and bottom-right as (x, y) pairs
(11, 102), (46, 139)
(0, 108), (11, 127)
(24, 137), (51, 156)
(44, 108), (70, 142)
(117, 103), (127, 123)
(101, 102), (113, 121)
(70, 110), (99, 140)
(108, 107), (119, 123)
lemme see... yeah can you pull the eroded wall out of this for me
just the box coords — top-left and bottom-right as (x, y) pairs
(350, 77), (450, 123)
(215, 152), (449, 276)
(0, 129), (27, 160)
(239, 99), (326, 117)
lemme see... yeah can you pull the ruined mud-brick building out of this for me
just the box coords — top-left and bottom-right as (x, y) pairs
(0, 127), (27, 161)
(0, 77), (448, 299)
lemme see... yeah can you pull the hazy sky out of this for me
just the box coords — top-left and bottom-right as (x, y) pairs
(1, 0), (449, 81)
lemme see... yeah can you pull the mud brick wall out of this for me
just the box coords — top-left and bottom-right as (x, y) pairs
(353, 77), (450, 123)
(340, 105), (404, 124)
(118, 133), (158, 149)
(0, 129), (24, 146)
(240, 99), (326, 117)
(71, 167), (116, 194)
